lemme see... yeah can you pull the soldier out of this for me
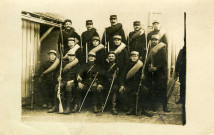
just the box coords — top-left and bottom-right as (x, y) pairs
(145, 35), (170, 112)
(81, 20), (99, 63)
(128, 21), (147, 62)
(88, 36), (105, 67)
(63, 37), (83, 64)
(175, 45), (186, 104)
(35, 50), (59, 109)
(72, 52), (104, 113)
(101, 15), (127, 52)
(147, 19), (168, 47)
(110, 34), (129, 111)
(104, 52), (119, 115)
(58, 19), (81, 56)
(48, 51), (80, 114)
(123, 51), (152, 117)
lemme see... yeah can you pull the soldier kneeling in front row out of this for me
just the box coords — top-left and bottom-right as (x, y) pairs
(48, 51), (80, 114)
(72, 52), (104, 113)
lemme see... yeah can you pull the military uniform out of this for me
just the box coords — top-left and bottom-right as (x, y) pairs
(63, 37), (84, 64)
(73, 52), (105, 113)
(48, 52), (80, 114)
(58, 19), (81, 56)
(128, 21), (147, 62)
(145, 35), (169, 112)
(147, 20), (168, 47)
(36, 50), (59, 108)
(175, 46), (186, 104)
(103, 52), (120, 114)
(81, 20), (99, 63)
(101, 15), (127, 52)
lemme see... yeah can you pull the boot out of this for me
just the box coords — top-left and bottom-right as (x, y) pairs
(94, 105), (98, 113)
(126, 108), (134, 115)
(48, 93), (58, 113)
(112, 103), (118, 115)
(141, 109), (153, 117)
(163, 107), (171, 112)
(64, 91), (72, 114)
(98, 104), (104, 112)
(71, 104), (79, 113)
(48, 102), (53, 109)
(48, 105), (58, 113)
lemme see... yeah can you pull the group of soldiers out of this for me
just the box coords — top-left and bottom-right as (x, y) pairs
(35, 15), (171, 117)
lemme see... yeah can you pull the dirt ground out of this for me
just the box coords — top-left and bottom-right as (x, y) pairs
(22, 81), (184, 125)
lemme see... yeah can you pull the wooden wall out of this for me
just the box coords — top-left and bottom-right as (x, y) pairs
(21, 19), (40, 98)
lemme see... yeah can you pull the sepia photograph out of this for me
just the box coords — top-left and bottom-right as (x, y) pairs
(21, 10), (186, 125)
(1, 0), (214, 135)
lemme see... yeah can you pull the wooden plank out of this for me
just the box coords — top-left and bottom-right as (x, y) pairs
(26, 21), (31, 97)
(30, 22), (35, 98)
(21, 19), (27, 98)
(40, 26), (54, 42)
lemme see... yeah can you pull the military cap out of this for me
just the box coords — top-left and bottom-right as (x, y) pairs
(48, 50), (57, 55)
(151, 34), (159, 40)
(113, 35), (122, 40)
(152, 19), (160, 24)
(68, 37), (75, 41)
(110, 15), (117, 19)
(67, 51), (76, 56)
(133, 21), (141, 26)
(88, 52), (96, 57)
(130, 51), (139, 56)
(108, 51), (116, 56)
(86, 20), (93, 25)
(64, 19), (72, 24)
(92, 36), (100, 41)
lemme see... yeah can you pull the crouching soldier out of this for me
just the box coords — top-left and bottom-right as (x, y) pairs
(72, 52), (104, 113)
(123, 51), (152, 117)
(104, 52), (119, 115)
(35, 50), (59, 109)
(48, 51), (80, 114)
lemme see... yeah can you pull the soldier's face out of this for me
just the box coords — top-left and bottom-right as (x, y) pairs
(92, 40), (99, 47)
(108, 54), (116, 62)
(88, 56), (96, 62)
(153, 22), (160, 31)
(68, 40), (75, 48)
(86, 24), (93, 30)
(49, 53), (56, 61)
(114, 39), (121, 46)
(151, 38), (159, 46)
(110, 18), (117, 26)
(64, 22), (72, 30)
(134, 25), (141, 31)
(68, 55), (76, 62)
(130, 55), (139, 62)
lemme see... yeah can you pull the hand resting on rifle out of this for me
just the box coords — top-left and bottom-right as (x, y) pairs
(78, 82), (84, 89)
(119, 86), (125, 93)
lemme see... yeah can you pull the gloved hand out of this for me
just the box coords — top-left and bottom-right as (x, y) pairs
(119, 86), (125, 93)
(78, 82), (84, 89)
(57, 76), (62, 82)
(97, 84), (103, 92)
(141, 74), (145, 80)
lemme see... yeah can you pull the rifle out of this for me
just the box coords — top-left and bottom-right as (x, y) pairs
(30, 33), (35, 110)
(79, 72), (99, 112)
(80, 36), (83, 55)
(135, 31), (150, 115)
(127, 35), (130, 52)
(104, 29), (107, 53)
(102, 69), (118, 113)
(57, 24), (64, 113)
(86, 42), (88, 63)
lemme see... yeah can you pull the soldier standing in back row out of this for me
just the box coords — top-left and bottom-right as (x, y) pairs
(58, 19), (81, 56)
(101, 15), (127, 52)
(147, 19), (168, 47)
(81, 20), (99, 63)
(128, 21), (147, 62)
